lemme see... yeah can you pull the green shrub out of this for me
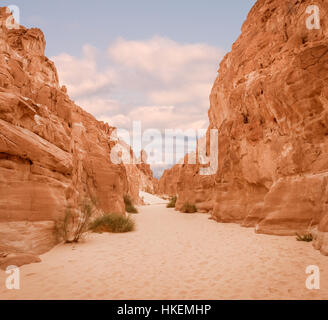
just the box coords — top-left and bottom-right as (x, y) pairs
(167, 196), (177, 208)
(89, 214), (135, 233)
(181, 203), (197, 214)
(296, 233), (313, 242)
(57, 198), (94, 244)
(124, 195), (138, 213)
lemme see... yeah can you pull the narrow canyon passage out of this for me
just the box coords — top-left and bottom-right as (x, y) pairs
(0, 193), (328, 300)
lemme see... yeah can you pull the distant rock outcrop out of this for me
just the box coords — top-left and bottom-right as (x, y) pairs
(0, 8), (156, 255)
(157, 164), (180, 197)
(136, 150), (159, 195)
(159, 0), (328, 254)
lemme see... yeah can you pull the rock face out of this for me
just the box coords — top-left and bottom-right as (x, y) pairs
(135, 150), (159, 195)
(157, 165), (180, 197)
(137, 163), (159, 195)
(0, 8), (155, 255)
(159, 0), (328, 254)
(0, 252), (41, 270)
(158, 161), (215, 213)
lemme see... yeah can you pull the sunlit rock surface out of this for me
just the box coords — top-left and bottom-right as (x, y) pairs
(159, 0), (328, 254)
(0, 8), (156, 255)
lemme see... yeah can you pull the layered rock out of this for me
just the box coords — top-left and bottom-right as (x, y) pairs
(0, 8), (155, 255)
(158, 160), (215, 213)
(0, 252), (41, 270)
(136, 163), (159, 195)
(160, 0), (328, 254)
(136, 150), (159, 195)
(157, 164), (180, 197)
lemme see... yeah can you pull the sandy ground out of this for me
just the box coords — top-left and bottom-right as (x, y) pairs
(0, 193), (328, 300)
(139, 191), (167, 205)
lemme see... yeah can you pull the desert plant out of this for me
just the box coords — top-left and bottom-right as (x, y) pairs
(296, 233), (313, 242)
(57, 198), (94, 244)
(89, 214), (135, 233)
(167, 196), (177, 208)
(296, 219), (314, 242)
(124, 195), (138, 213)
(181, 203), (197, 214)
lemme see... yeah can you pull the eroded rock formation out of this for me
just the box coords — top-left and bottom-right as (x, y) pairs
(159, 0), (328, 254)
(157, 165), (180, 197)
(0, 8), (155, 255)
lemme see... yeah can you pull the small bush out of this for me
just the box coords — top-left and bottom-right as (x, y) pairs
(57, 198), (94, 244)
(181, 203), (197, 214)
(167, 196), (177, 208)
(89, 214), (135, 233)
(124, 195), (138, 213)
(296, 233), (313, 242)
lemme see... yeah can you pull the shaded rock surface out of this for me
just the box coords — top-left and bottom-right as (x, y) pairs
(0, 252), (41, 270)
(0, 8), (156, 255)
(158, 164), (180, 197)
(159, 0), (328, 254)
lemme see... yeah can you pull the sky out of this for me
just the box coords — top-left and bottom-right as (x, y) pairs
(2, 0), (257, 177)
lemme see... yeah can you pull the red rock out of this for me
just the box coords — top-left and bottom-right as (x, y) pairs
(158, 165), (180, 197)
(0, 253), (41, 270)
(0, 7), (156, 254)
(159, 0), (328, 253)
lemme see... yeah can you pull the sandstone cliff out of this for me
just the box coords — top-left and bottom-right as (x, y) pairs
(157, 165), (180, 197)
(159, 0), (328, 254)
(0, 8), (155, 255)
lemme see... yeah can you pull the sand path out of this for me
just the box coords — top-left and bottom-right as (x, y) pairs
(1, 193), (328, 300)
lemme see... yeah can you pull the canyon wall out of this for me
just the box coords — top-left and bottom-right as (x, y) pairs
(159, 0), (328, 254)
(157, 165), (180, 197)
(0, 8), (155, 255)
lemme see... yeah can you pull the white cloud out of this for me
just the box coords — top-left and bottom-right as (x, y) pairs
(99, 105), (208, 131)
(52, 36), (224, 173)
(76, 97), (120, 117)
(108, 36), (223, 84)
(52, 36), (223, 128)
(149, 82), (211, 107)
(53, 45), (115, 98)
(99, 114), (131, 129)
